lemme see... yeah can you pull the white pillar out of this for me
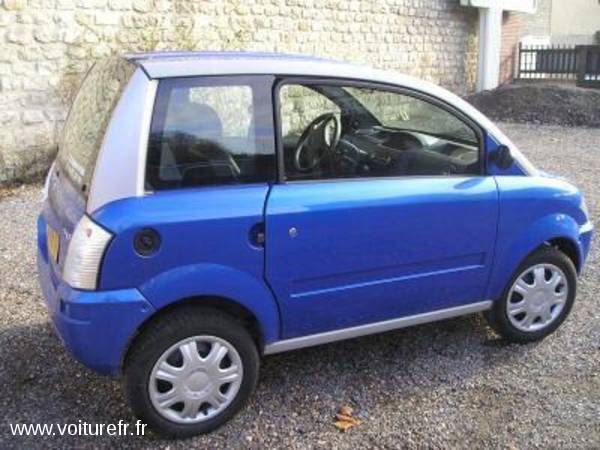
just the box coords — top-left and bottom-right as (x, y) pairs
(476, 6), (503, 92)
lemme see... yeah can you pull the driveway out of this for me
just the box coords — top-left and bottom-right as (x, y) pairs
(0, 123), (598, 449)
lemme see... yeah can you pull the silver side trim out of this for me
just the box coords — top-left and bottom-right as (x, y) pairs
(263, 300), (492, 355)
(136, 79), (158, 197)
(87, 70), (157, 214)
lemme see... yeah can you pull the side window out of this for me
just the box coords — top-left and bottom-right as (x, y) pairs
(146, 76), (275, 190)
(278, 83), (480, 181)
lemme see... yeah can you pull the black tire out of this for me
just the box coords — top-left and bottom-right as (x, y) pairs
(486, 246), (577, 343)
(123, 307), (259, 438)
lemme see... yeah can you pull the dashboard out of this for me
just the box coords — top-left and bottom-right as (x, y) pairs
(329, 126), (480, 178)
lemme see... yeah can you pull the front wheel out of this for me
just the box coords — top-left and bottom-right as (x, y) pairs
(486, 246), (577, 343)
(124, 307), (259, 438)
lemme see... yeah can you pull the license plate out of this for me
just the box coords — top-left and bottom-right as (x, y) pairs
(47, 225), (60, 264)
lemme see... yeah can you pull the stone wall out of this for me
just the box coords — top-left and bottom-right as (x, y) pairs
(0, 0), (478, 185)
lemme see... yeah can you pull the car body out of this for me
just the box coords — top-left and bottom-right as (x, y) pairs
(37, 52), (593, 436)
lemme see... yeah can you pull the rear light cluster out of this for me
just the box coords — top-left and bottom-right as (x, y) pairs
(63, 215), (113, 290)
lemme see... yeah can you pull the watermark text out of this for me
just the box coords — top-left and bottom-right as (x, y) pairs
(9, 420), (146, 437)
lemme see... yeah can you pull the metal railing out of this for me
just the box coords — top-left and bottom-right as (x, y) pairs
(517, 43), (578, 80)
(576, 45), (600, 88)
(516, 43), (600, 88)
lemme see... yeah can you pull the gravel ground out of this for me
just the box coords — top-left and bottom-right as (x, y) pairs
(0, 123), (598, 449)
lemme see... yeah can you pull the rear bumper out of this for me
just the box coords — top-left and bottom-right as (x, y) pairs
(37, 214), (155, 375)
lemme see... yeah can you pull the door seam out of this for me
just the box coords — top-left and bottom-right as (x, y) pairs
(261, 182), (285, 343)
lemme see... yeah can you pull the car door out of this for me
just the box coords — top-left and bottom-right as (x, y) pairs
(265, 80), (499, 339)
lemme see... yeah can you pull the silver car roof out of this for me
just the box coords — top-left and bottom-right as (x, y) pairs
(125, 51), (370, 79)
(125, 51), (447, 98)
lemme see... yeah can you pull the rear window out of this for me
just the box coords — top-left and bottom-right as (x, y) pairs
(58, 57), (136, 195)
(145, 75), (276, 190)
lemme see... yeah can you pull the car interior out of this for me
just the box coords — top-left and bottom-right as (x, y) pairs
(146, 85), (275, 189)
(280, 84), (481, 181)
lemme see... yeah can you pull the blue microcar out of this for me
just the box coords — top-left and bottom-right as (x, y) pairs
(37, 52), (593, 437)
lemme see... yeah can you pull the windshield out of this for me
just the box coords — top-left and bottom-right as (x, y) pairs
(57, 57), (135, 195)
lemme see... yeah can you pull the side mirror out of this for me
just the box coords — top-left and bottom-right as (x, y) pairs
(491, 144), (513, 169)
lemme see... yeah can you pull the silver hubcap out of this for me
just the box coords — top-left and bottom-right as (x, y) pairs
(506, 263), (569, 332)
(149, 336), (243, 424)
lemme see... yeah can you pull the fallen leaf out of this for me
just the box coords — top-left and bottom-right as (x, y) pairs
(336, 413), (361, 425)
(334, 405), (362, 432)
(339, 405), (353, 416)
(334, 420), (355, 432)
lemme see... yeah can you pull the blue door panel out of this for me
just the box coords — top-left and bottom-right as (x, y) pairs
(265, 177), (498, 338)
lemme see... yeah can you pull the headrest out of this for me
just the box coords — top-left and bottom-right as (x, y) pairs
(165, 91), (223, 140)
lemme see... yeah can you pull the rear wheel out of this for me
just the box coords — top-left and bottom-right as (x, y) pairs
(124, 307), (259, 438)
(486, 246), (577, 343)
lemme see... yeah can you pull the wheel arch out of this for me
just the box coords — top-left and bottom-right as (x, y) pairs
(546, 237), (580, 273)
(122, 295), (267, 372)
(121, 263), (282, 372)
(487, 213), (583, 300)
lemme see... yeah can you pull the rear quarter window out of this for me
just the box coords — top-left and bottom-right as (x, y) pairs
(145, 75), (276, 190)
(58, 57), (136, 195)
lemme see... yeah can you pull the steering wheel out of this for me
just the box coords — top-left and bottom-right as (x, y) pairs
(294, 113), (342, 172)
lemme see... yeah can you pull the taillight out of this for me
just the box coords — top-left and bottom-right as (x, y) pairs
(63, 215), (112, 290)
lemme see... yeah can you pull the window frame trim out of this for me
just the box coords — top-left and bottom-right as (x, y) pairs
(273, 76), (487, 184)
